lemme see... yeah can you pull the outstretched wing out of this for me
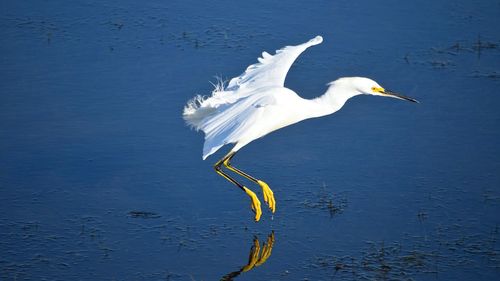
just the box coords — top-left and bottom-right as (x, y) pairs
(227, 35), (323, 91)
(201, 92), (277, 160)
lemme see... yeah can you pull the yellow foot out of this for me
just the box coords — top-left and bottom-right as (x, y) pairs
(242, 237), (261, 272)
(257, 180), (276, 213)
(243, 187), (262, 222)
(255, 231), (275, 267)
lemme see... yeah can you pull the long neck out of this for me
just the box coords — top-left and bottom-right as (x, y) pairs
(301, 82), (362, 119)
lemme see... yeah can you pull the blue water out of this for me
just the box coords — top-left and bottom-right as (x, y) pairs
(1, 0), (499, 280)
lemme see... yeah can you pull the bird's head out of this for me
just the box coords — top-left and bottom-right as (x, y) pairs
(356, 77), (419, 103)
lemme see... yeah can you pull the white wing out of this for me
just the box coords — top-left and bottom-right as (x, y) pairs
(227, 35), (323, 91)
(183, 36), (324, 159)
(201, 92), (277, 159)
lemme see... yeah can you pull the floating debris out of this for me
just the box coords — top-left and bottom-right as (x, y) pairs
(128, 211), (161, 219)
(430, 60), (454, 68)
(470, 71), (500, 79)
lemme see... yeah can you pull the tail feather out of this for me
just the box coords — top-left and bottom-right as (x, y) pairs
(183, 95), (213, 130)
(183, 76), (256, 159)
(182, 77), (230, 130)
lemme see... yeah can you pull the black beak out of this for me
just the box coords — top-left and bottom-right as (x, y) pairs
(383, 90), (419, 103)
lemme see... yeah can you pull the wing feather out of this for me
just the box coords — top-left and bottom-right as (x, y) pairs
(227, 36), (323, 91)
(201, 93), (276, 159)
(183, 36), (324, 159)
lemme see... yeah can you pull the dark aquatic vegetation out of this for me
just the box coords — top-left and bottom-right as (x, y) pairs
(128, 211), (161, 219)
(299, 183), (348, 218)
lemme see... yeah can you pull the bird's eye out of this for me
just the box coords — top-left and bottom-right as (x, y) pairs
(371, 87), (377, 92)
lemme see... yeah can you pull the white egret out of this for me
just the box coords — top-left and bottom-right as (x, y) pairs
(183, 36), (418, 221)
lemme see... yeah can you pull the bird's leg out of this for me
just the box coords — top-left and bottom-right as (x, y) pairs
(241, 236), (261, 272)
(242, 231), (275, 272)
(214, 152), (262, 221)
(254, 231), (275, 267)
(223, 152), (276, 213)
(220, 231), (275, 280)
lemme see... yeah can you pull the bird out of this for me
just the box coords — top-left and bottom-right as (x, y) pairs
(183, 35), (418, 222)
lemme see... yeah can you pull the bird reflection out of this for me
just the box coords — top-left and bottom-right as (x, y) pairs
(220, 231), (275, 281)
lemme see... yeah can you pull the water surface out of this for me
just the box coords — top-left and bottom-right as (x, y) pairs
(1, 0), (499, 280)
